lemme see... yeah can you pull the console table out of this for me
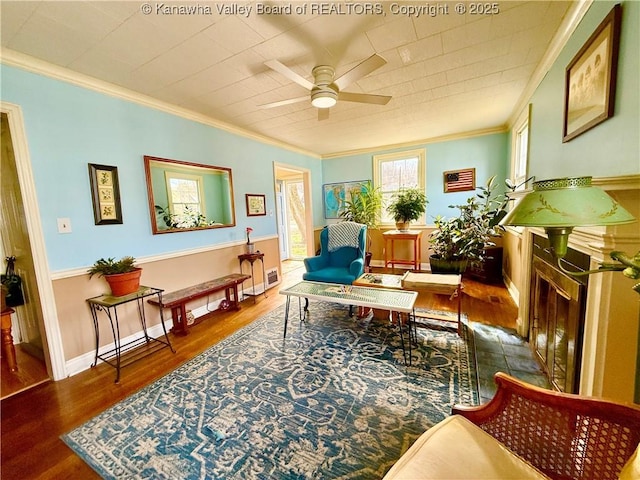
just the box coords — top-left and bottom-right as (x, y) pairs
(87, 286), (174, 383)
(383, 230), (422, 271)
(238, 252), (267, 302)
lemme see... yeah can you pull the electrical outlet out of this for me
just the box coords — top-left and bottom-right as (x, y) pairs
(57, 217), (72, 233)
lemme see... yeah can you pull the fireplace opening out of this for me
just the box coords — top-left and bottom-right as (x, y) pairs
(530, 234), (590, 393)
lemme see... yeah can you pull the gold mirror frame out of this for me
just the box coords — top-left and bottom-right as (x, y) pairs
(144, 155), (236, 234)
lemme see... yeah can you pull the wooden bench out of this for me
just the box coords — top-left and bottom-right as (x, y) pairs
(148, 273), (250, 335)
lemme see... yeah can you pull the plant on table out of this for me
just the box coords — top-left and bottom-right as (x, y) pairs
(88, 256), (141, 297)
(88, 256), (137, 277)
(386, 188), (428, 231)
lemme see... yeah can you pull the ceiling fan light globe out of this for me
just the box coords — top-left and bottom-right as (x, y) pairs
(311, 91), (337, 108)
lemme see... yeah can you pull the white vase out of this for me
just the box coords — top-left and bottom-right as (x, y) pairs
(246, 243), (255, 254)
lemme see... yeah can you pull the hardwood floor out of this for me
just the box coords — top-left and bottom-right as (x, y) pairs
(0, 264), (517, 479)
(1, 344), (49, 399)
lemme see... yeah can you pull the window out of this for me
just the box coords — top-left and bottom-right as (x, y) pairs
(165, 172), (205, 217)
(373, 148), (426, 224)
(512, 104), (531, 190)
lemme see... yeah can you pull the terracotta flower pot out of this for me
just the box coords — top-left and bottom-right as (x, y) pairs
(105, 268), (142, 297)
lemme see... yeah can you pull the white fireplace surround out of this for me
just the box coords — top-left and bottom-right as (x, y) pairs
(508, 175), (640, 402)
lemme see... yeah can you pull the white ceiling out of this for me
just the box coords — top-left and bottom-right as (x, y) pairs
(1, 1), (577, 156)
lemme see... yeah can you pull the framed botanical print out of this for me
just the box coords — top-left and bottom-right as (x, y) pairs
(245, 193), (266, 216)
(88, 163), (123, 225)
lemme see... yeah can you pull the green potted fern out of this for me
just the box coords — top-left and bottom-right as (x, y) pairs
(88, 256), (141, 297)
(387, 188), (428, 231)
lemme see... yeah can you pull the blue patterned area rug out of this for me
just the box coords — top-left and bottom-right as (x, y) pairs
(62, 301), (478, 479)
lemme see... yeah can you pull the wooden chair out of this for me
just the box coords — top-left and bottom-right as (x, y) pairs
(453, 372), (640, 480)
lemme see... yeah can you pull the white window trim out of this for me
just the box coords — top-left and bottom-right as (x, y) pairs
(373, 148), (426, 225)
(511, 104), (531, 190)
(164, 171), (206, 216)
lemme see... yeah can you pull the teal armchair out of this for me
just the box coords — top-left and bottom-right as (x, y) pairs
(303, 223), (367, 285)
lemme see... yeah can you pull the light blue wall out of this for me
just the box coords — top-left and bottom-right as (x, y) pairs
(529, 0), (639, 178)
(322, 133), (509, 223)
(1, 65), (320, 271)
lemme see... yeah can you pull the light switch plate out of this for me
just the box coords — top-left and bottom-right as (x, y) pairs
(57, 217), (72, 233)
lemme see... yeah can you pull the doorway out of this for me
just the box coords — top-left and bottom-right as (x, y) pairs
(274, 163), (314, 265)
(1, 112), (50, 398)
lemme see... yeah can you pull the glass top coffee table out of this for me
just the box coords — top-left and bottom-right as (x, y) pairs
(280, 280), (418, 365)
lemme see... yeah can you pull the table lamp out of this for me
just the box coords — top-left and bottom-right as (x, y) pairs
(500, 176), (639, 292)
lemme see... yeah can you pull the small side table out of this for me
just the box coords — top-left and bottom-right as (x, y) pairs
(238, 252), (267, 303)
(87, 286), (174, 383)
(1, 308), (17, 372)
(383, 230), (423, 271)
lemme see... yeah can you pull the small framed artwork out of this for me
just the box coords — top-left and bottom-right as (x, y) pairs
(323, 180), (367, 219)
(443, 168), (475, 193)
(88, 163), (123, 225)
(563, 4), (621, 142)
(245, 194), (266, 216)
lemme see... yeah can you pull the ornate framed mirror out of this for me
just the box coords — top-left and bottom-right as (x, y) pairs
(144, 155), (236, 234)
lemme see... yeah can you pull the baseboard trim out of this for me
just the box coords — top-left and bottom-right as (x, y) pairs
(64, 298), (225, 377)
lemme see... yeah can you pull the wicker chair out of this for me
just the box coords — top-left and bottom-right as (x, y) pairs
(453, 372), (640, 480)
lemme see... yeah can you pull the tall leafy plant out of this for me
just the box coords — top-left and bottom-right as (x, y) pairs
(430, 176), (516, 266)
(341, 180), (383, 251)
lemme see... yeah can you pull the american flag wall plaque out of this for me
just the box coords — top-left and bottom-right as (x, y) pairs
(443, 168), (475, 193)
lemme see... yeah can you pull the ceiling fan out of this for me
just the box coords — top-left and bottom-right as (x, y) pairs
(260, 53), (392, 119)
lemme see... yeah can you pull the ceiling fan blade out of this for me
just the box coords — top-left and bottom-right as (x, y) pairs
(334, 53), (387, 90)
(318, 108), (330, 121)
(338, 91), (391, 105)
(258, 95), (308, 109)
(264, 60), (315, 90)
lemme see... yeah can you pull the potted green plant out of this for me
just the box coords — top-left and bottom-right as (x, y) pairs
(429, 176), (510, 274)
(341, 181), (383, 262)
(429, 204), (487, 274)
(88, 256), (142, 297)
(387, 188), (428, 231)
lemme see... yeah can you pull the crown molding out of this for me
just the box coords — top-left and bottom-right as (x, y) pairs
(1, 48), (320, 159)
(320, 125), (508, 160)
(507, 0), (593, 129)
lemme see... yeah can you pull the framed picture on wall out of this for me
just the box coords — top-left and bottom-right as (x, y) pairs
(562, 4), (621, 142)
(323, 180), (367, 219)
(88, 163), (123, 225)
(246, 193), (266, 216)
(443, 168), (475, 193)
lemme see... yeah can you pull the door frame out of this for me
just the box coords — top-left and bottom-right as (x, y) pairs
(275, 182), (289, 260)
(273, 162), (314, 259)
(1, 102), (66, 380)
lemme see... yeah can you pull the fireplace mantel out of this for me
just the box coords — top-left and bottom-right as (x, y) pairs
(503, 175), (640, 403)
